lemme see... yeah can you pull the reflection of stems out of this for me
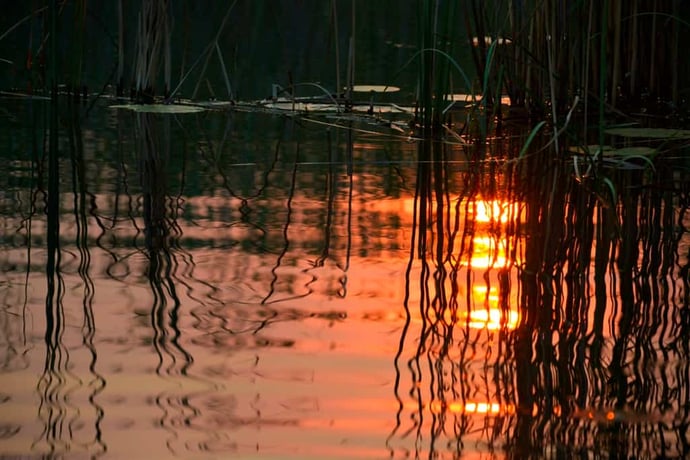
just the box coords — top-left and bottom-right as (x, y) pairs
(67, 98), (107, 455)
(339, 123), (354, 296)
(314, 130), (336, 268)
(137, 112), (199, 450)
(36, 82), (67, 457)
(262, 143), (300, 305)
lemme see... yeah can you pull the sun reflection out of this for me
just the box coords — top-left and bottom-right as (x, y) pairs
(461, 199), (523, 331)
(465, 286), (520, 330)
(408, 400), (517, 416)
(469, 236), (512, 269)
(465, 308), (520, 330)
(470, 199), (522, 225)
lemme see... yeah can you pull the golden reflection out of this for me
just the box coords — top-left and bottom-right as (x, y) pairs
(468, 236), (512, 268)
(467, 286), (520, 330)
(404, 197), (523, 331)
(465, 307), (520, 330)
(465, 199), (523, 330)
(406, 400), (517, 416)
(470, 199), (522, 224)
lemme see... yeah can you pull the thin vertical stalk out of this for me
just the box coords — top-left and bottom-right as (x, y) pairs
(163, 1), (171, 97)
(190, 0), (238, 100)
(525, 12), (534, 108)
(629, 0), (638, 95)
(649, 0), (658, 94)
(599, 0), (608, 153)
(671, 0), (679, 106)
(46, 0), (61, 344)
(610, 0), (622, 108)
(583, 0), (594, 142)
(546, 1), (558, 153)
(345, 0), (356, 103)
(117, 0), (124, 95)
(547, 39), (558, 152)
(332, 0), (341, 98)
(72, 0), (86, 92)
(215, 42), (234, 100)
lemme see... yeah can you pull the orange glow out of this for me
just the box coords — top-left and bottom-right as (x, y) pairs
(463, 286), (519, 330)
(469, 236), (512, 269)
(449, 401), (514, 415)
(409, 400), (516, 416)
(532, 404), (565, 417)
(457, 198), (522, 331)
(464, 308), (519, 330)
(470, 200), (522, 225)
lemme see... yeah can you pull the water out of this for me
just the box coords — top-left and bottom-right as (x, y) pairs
(1, 96), (689, 459)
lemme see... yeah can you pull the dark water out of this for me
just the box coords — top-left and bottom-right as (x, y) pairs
(0, 95), (689, 459)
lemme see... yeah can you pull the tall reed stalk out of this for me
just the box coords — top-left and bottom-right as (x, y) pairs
(416, 0), (462, 133)
(133, 0), (171, 102)
(472, 0), (688, 119)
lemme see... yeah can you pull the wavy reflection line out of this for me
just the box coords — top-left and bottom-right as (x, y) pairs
(137, 111), (207, 455)
(392, 137), (521, 458)
(389, 129), (690, 457)
(34, 86), (70, 457)
(303, 127), (353, 299)
(193, 111), (279, 250)
(261, 141), (318, 307)
(67, 98), (107, 456)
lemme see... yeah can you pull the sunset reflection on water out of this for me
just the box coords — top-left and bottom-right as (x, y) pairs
(0, 100), (688, 459)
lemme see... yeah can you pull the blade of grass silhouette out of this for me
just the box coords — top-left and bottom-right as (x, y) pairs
(168, 0), (237, 101)
(0, 6), (48, 42)
(215, 42), (233, 100)
(391, 48), (476, 104)
(518, 121), (546, 159)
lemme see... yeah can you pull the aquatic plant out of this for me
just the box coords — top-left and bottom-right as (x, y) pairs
(467, 0), (689, 115)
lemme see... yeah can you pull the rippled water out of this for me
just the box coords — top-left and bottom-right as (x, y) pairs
(1, 97), (689, 459)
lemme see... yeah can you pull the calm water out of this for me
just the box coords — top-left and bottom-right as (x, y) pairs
(1, 96), (689, 459)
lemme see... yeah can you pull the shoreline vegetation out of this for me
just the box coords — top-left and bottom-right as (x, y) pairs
(0, 1), (688, 153)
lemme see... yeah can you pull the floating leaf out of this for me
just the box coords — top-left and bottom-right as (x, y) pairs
(569, 145), (656, 157)
(445, 93), (511, 106)
(604, 127), (690, 139)
(351, 85), (401, 93)
(607, 146), (656, 157)
(601, 156), (652, 170)
(568, 145), (615, 155)
(110, 104), (205, 114)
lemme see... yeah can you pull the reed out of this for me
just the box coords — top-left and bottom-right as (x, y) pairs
(173, 0), (237, 101)
(415, 0), (470, 134)
(132, 0), (171, 102)
(468, 0), (688, 119)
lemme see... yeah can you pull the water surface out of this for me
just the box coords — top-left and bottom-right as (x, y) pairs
(1, 97), (689, 459)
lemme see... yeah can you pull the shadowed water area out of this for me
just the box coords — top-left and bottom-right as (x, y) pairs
(0, 95), (689, 459)
(2, 1), (690, 459)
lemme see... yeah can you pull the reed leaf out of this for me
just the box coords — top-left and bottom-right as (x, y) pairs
(519, 120), (547, 159)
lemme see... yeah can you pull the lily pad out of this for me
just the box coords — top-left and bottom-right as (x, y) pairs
(568, 145), (614, 155)
(350, 85), (400, 93)
(607, 146), (656, 157)
(604, 127), (690, 139)
(447, 93), (511, 105)
(569, 145), (655, 157)
(110, 104), (205, 114)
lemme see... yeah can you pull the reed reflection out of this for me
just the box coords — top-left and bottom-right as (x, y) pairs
(390, 136), (521, 457)
(391, 134), (690, 459)
(34, 94), (106, 457)
(135, 111), (204, 453)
